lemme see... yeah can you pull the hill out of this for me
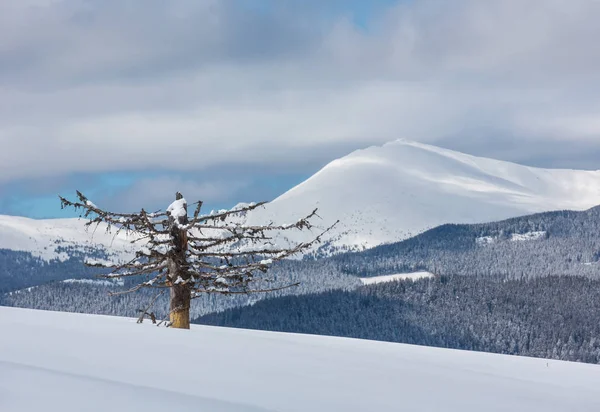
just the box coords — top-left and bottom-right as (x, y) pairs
(244, 139), (600, 255)
(0, 214), (136, 262)
(2, 307), (599, 412)
(196, 274), (600, 364)
(332, 205), (600, 278)
(0, 259), (360, 318)
(3, 205), (599, 318)
(2, 139), (600, 263)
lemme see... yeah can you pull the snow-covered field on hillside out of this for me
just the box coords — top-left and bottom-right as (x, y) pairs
(0, 214), (137, 261)
(360, 271), (435, 285)
(1, 307), (599, 412)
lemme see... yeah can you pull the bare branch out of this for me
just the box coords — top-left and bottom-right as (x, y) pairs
(136, 291), (165, 324)
(60, 190), (338, 328)
(191, 201), (268, 226)
(191, 282), (300, 298)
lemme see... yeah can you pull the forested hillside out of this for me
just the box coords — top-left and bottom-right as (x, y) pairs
(3, 206), (599, 332)
(0, 247), (108, 294)
(196, 274), (600, 364)
(332, 206), (600, 279)
(0, 260), (360, 319)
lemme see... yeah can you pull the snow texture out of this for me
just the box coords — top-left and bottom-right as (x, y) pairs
(510, 231), (547, 241)
(1, 307), (599, 412)
(476, 236), (496, 246)
(83, 257), (117, 266)
(0, 215), (137, 262)
(167, 198), (187, 219)
(476, 231), (547, 246)
(242, 139), (600, 255)
(360, 271), (435, 285)
(62, 278), (124, 287)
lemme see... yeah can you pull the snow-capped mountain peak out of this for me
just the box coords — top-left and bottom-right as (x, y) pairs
(244, 139), (600, 255)
(2, 139), (600, 260)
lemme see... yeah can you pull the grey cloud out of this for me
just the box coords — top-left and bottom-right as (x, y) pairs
(435, 131), (600, 171)
(1, 0), (600, 187)
(0, 0), (317, 89)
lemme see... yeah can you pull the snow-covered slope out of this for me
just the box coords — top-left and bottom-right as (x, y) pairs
(1, 307), (599, 412)
(0, 215), (136, 261)
(245, 139), (600, 254)
(2, 139), (600, 260)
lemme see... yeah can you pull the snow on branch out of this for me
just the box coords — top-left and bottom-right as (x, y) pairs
(59, 191), (338, 299)
(59, 190), (169, 239)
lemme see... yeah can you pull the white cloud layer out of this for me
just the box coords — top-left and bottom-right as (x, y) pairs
(1, 0), (600, 185)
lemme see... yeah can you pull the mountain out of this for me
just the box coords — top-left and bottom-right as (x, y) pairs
(196, 274), (600, 365)
(0, 215), (136, 262)
(3, 307), (600, 412)
(5, 205), (600, 365)
(192, 206), (600, 363)
(244, 139), (600, 255)
(332, 205), (600, 279)
(2, 139), (600, 261)
(5, 205), (599, 320)
(0, 215), (140, 293)
(1, 259), (359, 316)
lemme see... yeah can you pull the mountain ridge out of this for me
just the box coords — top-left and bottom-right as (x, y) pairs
(244, 139), (600, 255)
(2, 139), (600, 259)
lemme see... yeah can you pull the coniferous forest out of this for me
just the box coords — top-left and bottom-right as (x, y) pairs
(196, 275), (600, 364)
(2, 206), (600, 363)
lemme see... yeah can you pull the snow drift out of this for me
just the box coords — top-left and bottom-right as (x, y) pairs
(1, 307), (599, 412)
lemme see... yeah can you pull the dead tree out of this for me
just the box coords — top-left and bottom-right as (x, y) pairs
(59, 191), (336, 329)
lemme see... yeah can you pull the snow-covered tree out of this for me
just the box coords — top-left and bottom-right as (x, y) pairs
(59, 191), (335, 329)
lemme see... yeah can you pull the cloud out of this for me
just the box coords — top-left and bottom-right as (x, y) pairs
(1, 0), (600, 191)
(99, 175), (250, 212)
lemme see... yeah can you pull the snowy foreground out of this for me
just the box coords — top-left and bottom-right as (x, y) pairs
(1, 307), (599, 412)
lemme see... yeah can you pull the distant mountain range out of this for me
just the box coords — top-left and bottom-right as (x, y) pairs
(2, 139), (600, 262)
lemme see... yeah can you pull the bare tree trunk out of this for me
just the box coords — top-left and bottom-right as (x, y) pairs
(170, 282), (191, 329)
(168, 192), (191, 329)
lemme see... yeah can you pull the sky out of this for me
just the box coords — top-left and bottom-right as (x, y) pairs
(1, 0), (600, 218)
